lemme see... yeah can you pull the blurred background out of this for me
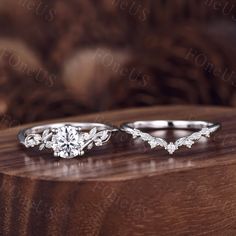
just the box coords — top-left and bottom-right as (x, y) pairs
(0, 0), (236, 129)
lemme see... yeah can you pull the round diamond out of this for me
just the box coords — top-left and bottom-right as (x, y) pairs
(52, 126), (84, 158)
(149, 139), (157, 149)
(201, 128), (210, 137)
(166, 142), (176, 155)
(184, 139), (194, 148)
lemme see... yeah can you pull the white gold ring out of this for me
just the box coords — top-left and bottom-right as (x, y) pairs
(18, 123), (118, 158)
(121, 120), (221, 154)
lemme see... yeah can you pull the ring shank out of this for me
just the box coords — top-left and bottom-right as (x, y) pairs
(122, 120), (220, 130)
(18, 122), (117, 144)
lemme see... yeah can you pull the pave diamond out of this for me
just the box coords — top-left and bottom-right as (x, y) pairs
(52, 126), (84, 158)
(200, 128), (211, 137)
(148, 139), (158, 149)
(184, 139), (194, 148)
(126, 125), (219, 155)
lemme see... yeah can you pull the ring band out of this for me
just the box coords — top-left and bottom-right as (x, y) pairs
(121, 120), (221, 154)
(18, 123), (118, 158)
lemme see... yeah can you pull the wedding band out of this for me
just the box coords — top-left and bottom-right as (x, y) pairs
(18, 123), (118, 158)
(121, 120), (221, 154)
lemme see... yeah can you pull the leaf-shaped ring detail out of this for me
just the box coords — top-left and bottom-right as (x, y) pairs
(121, 120), (221, 155)
(18, 123), (118, 159)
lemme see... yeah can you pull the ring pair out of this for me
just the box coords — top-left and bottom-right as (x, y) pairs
(18, 120), (221, 159)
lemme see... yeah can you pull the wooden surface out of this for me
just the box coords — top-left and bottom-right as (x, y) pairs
(1, 106), (236, 236)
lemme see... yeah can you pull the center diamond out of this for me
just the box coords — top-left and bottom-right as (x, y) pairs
(52, 126), (84, 158)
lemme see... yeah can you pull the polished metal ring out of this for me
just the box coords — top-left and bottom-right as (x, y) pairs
(120, 120), (221, 154)
(18, 123), (118, 158)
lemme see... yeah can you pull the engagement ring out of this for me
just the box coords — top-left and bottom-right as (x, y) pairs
(18, 123), (118, 158)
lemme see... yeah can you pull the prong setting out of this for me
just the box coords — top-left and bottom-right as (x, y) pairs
(23, 125), (113, 158)
(126, 125), (219, 155)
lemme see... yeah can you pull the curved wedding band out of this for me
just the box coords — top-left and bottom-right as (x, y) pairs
(18, 123), (118, 158)
(121, 120), (221, 154)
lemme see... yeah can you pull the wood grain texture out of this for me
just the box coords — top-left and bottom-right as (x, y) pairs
(0, 105), (236, 236)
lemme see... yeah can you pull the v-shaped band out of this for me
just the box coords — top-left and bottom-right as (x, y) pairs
(121, 120), (221, 154)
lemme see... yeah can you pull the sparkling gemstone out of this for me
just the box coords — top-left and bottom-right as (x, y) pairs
(149, 139), (157, 149)
(185, 139), (194, 148)
(52, 126), (84, 158)
(192, 133), (201, 140)
(201, 128), (210, 137)
(167, 142), (176, 155)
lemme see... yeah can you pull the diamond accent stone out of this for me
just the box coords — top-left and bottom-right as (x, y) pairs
(184, 139), (194, 148)
(127, 126), (216, 155)
(23, 125), (112, 158)
(148, 139), (158, 149)
(166, 142), (176, 155)
(200, 128), (211, 137)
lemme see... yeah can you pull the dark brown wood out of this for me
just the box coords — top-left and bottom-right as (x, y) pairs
(1, 105), (236, 236)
